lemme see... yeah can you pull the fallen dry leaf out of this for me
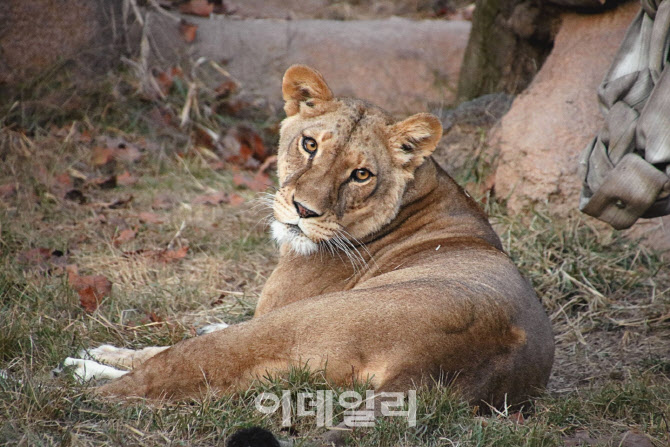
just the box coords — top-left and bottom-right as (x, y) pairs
(151, 194), (174, 210)
(211, 293), (227, 306)
(54, 172), (73, 189)
(90, 175), (117, 189)
(78, 129), (93, 143)
(141, 311), (165, 326)
(179, 19), (198, 43)
(0, 183), (16, 200)
(138, 211), (165, 224)
(221, 125), (268, 166)
(108, 195), (134, 209)
(508, 412), (525, 425)
(214, 79), (238, 98)
(148, 311), (163, 323)
(113, 228), (137, 247)
(233, 172), (272, 192)
(116, 171), (139, 187)
(91, 146), (115, 167)
(67, 265), (112, 313)
(158, 246), (189, 263)
(229, 193), (245, 206)
(89, 195), (133, 210)
(179, 0), (213, 16)
(216, 97), (255, 118)
(18, 248), (68, 273)
(170, 66), (184, 79)
(149, 106), (176, 128)
(192, 191), (228, 205)
(193, 126), (217, 150)
(154, 70), (174, 96)
(123, 246), (189, 263)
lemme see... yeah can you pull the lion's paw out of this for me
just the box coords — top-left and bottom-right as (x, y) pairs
(62, 357), (128, 383)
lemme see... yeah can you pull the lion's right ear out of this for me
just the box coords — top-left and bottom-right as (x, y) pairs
(387, 113), (443, 170)
(282, 65), (334, 117)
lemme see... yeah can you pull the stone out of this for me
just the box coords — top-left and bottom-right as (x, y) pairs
(491, 1), (640, 214)
(144, 13), (470, 114)
(223, 0), (439, 20)
(624, 214), (670, 251)
(0, 0), (123, 88)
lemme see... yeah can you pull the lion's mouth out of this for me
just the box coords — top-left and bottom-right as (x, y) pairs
(271, 220), (319, 255)
(286, 223), (303, 236)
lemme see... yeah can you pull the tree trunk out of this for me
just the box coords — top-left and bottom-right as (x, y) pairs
(457, 0), (561, 101)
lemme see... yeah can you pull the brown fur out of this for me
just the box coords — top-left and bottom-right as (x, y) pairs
(95, 66), (554, 408)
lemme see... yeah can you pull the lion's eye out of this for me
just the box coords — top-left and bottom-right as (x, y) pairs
(352, 168), (372, 182)
(301, 136), (318, 154)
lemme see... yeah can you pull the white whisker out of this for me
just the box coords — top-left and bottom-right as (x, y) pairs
(339, 227), (379, 273)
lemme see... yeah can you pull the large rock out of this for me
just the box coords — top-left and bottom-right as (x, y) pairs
(0, 0), (123, 88)
(145, 13), (470, 114)
(224, 0), (438, 20)
(491, 1), (639, 214)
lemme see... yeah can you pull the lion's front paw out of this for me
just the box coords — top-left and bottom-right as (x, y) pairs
(62, 358), (129, 383)
(79, 344), (169, 369)
(79, 344), (135, 368)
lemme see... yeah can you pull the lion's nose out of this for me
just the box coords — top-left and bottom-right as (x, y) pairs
(293, 200), (321, 218)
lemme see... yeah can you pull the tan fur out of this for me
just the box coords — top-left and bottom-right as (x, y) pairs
(94, 66), (554, 408)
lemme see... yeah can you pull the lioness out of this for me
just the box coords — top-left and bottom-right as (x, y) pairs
(65, 65), (554, 409)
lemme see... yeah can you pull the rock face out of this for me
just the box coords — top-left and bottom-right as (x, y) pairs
(145, 13), (470, 114)
(491, 1), (640, 214)
(0, 0), (123, 87)
(224, 0), (439, 20)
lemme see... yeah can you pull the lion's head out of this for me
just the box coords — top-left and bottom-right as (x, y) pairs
(271, 65), (443, 255)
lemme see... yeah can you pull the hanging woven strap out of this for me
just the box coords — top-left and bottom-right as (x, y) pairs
(579, 0), (670, 230)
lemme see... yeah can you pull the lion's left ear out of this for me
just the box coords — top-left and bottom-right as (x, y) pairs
(282, 65), (334, 117)
(387, 113), (443, 169)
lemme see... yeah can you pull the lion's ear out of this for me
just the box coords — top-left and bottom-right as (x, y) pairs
(387, 113), (443, 169)
(282, 65), (334, 117)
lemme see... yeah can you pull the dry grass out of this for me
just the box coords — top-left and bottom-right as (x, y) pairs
(1, 62), (669, 446)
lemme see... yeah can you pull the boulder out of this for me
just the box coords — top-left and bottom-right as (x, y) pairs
(0, 0), (123, 88)
(223, 0), (438, 20)
(144, 13), (470, 114)
(491, 1), (640, 214)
